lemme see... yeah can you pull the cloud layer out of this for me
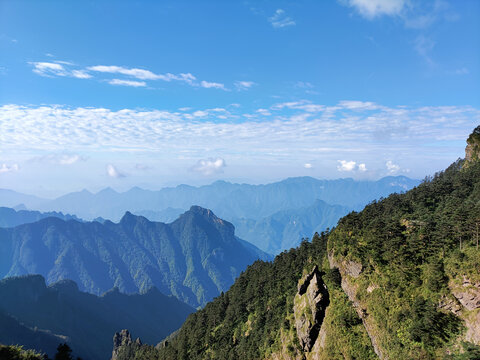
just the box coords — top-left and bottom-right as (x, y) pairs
(0, 100), (477, 177)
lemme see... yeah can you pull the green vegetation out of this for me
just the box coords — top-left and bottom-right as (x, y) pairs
(0, 343), (80, 360)
(0, 345), (45, 360)
(114, 130), (480, 359)
(328, 157), (480, 358)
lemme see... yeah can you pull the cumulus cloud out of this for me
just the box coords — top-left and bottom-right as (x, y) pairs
(304, 163), (313, 169)
(235, 81), (255, 91)
(386, 160), (400, 174)
(269, 9), (296, 28)
(109, 79), (146, 87)
(192, 158), (226, 176)
(0, 163), (19, 174)
(358, 163), (367, 172)
(337, 160), (357, 172)
(106, 164), (126, 178)
(0, 103), (478, 179)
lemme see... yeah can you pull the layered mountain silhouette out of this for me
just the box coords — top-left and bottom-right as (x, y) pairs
(0, 206), (82, 228)
(233, 199), (351, 254)
(0, 176), (419, 222)
(0, 206), (271, 307)
(0, 274), (193, 360)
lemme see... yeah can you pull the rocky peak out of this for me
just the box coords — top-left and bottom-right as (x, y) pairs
(293, 265), (329, 352)
(112, 329), (142, 360)
(465, 125), (480, 167)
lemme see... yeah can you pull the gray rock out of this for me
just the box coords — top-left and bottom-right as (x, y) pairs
(293, 266), (329, 352)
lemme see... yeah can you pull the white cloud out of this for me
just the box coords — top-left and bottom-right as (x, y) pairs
(71, 70), (92, 79)
(386, 160), (400, 174)
(343, 0), (406, 19)
(271, 100), (325, 113)
(30, 61), (225, 90)
(0, 103), (478, 178)
(358, 163), (367, 172)
(30, 62), (68, 77)
(269, 9), (296, 28)
(337, 160), (357, 172)
(0, 163), (19, 174)
(32, 153), (84, 165)
(200, 80), (227, 90)
(304, 163), (313, 169)
(256, 108), (272, 116)
(108, 79), (147, 87)
(235, 81), (256, 90)
(192, 158), (226, 176)
(106, 164), (126, 178)
(338, 100), (382, 111)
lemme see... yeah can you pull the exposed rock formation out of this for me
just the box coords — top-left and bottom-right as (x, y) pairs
(328, 252), (385, 359)
(464, 125), (480, 167)
(451, 277), (480, 311)
(112, 330), (142, 360)
(449, 277), (480, 345)
(293, 265), (329, 353)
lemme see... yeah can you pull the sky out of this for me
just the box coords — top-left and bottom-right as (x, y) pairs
(0, 0), (479, 197)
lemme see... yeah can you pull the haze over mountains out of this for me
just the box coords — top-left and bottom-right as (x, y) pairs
(0, 176), (420, 254)
(0, 206), (270, 308)
(1, 176), (419, 222)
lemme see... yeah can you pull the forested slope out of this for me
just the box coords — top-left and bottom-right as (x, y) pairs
(113, 128), (480, 360)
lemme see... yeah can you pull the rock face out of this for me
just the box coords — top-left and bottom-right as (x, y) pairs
(328, 252), (385, 359)
(451, 277), (480, 311)
(449, 277), (480, 345)
(293, 266), (329, 352)
(112, 330), (142, 360)
(464, 126), (480, 167)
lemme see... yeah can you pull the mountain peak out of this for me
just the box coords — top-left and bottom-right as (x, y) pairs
(120, 211), (138, 225)
(188, 205), (218, 219)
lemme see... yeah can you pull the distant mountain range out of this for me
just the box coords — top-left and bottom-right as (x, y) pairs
(0, 176), (420, 222)
(0, 206), (271, 308)
(0, 274), (193, 360)
(232, 199), (351, 254)
(0, 176), (420, 254)
(0, 206), (82, 228)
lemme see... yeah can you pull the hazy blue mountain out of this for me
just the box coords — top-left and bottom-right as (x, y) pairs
(0, 189), (46, 209)
(233, 199), (351, 254)
(0, 274), (193, 360)
(0, 206), (82, 228)
(0, 207), (271, 307)
(13, 176), (420, 221)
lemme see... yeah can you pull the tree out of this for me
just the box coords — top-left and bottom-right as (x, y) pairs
(54, 344), (72, 360)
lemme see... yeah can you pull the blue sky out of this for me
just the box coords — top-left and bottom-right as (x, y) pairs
(0, 0), (479, 197)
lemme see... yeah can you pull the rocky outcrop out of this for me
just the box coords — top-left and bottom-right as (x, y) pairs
(293, 265), (329, 353)
(449, 277), (480, 345)
(111, 330), (142, 360)
(451, 277), (480, 311)
(464, 126), (480, 167)
(328, 252), (384, 359)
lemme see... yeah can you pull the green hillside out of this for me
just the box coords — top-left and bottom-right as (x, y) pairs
(0, 206), (270, 308)
(113, 128), (480, 359)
